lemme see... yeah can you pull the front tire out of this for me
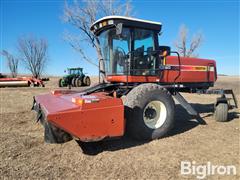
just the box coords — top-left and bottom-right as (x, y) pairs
(124, 83), (175, 140)
(58, 78), (63, 87)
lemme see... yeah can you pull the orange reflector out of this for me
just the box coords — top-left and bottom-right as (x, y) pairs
(72, 98), (84, 106)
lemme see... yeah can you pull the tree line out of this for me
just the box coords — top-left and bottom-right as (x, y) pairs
(1, 37), (48, 78)
(1, 0), (202, 79)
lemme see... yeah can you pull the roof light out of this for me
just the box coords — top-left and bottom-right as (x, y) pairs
(102, 21), (107, 27)
(108, 20), (114, 25)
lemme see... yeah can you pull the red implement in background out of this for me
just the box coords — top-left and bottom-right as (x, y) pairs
(0, 77), (44, 87)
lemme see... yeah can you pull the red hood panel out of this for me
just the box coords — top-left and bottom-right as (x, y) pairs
(34, 93), (80, 115)
(33, 91), (124, 142)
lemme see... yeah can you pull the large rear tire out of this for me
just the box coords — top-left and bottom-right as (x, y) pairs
(71, 78), (76, 87)
(83, 76), (91, 86)
(124, 83), (175, 140)
(76, 77), (82, 87)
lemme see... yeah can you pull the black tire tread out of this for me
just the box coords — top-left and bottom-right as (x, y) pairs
(71, 78), (76, 87)
(124, 83), (175, 140)
(215, 103), (228, 122)
(58, 78), (62, 87)
(76, 77), (82, 87)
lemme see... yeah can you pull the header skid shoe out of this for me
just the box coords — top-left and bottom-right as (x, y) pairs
(32, 90), (124, 143)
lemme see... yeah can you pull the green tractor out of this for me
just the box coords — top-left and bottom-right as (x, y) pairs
(58, 68), (91, 87)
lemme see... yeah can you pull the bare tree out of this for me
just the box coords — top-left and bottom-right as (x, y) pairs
(175, 25), (203, 57)
(63, 0), (133, 82)
(1, 50), (19, 77)
(18, 37), (48, 78)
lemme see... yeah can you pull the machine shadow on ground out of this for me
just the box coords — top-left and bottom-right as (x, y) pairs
(76, 102), (239, 156)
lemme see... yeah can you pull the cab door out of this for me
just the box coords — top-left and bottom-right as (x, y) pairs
(131, 28), (159, 76)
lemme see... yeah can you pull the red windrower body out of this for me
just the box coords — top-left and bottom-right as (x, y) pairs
(107, 56), (217, 83)
(32, 15), (234, 145)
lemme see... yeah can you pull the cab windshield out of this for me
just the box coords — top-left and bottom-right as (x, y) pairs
(99, 27), (157, 76)
(99, 28), (130, 75)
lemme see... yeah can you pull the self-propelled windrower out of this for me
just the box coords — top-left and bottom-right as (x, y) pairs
(32, 16), (238, 144)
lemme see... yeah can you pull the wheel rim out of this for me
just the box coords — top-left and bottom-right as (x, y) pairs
(77, 79), (81, 87)
(143, 100), (167, 129)
(72, 78), (75, 86)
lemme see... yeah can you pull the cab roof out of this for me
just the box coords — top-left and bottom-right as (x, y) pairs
(90, 16), (162, 35)
(67, 67), (83, 70)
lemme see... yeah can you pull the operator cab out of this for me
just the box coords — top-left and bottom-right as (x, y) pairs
(91, 16), (169, 82)
(67, 68), (83, 75)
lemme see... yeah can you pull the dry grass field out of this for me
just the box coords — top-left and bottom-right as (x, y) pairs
(0, 76), (239, 179)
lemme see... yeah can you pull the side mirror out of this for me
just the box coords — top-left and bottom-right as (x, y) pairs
(116, 23), (123, 35)
(159, 46), (171, 56)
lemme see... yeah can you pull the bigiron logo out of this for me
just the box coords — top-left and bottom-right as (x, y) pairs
(180, 161), (237, 179)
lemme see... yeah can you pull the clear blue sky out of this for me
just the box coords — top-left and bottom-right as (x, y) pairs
(0, 0), (239, 76)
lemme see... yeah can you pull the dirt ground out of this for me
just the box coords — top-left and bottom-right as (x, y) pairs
(0, 76), (239, 179)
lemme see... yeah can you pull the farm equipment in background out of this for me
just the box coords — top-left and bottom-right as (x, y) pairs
(58, 67), (91, 87)
(0, 77), (45, 87)
(41, 77), (50, 81)
(32, 16), (238, 145)
(0, 73), (7, 78)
